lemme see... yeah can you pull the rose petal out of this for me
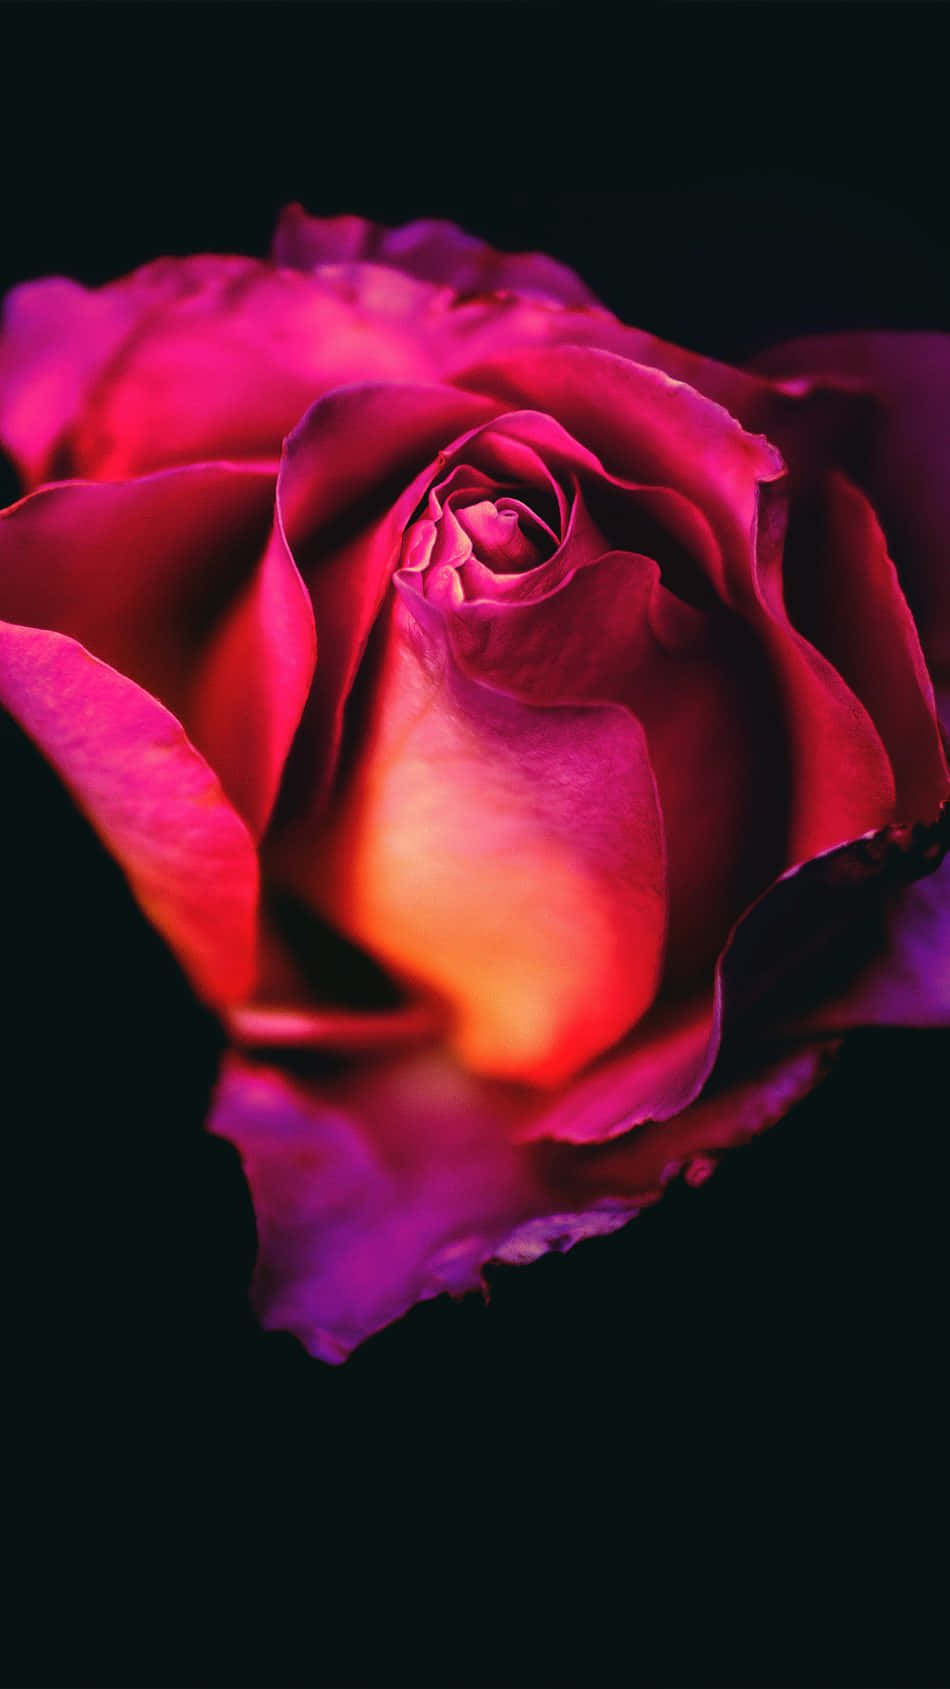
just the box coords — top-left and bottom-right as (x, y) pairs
(782, 471), (948, 823)
(0, 467), (314, 837)
(515, 801), (950, 1148)
(209, 1048), (536, 1363)
(0, 266), (202, 487)
(271, 204), (605, 308)
(209, 1041), (828, 1362)
(515, 994), (722, 1145)
(0, 258), (462, 483)
(749, 332), (950, 687)
(228, 999), (444, 1053)
(0, 621), (258, 1005)
(299, 604), (667, 1088)
(270, 383), (495, 820)
(425, 548), (785, 976)
(455, 343), (786, 600)
(765, 824), (950, 1035)
(456, 346), (900, 863)
(0, 258), (286, 484)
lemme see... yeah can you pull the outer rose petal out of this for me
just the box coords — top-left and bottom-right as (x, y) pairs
(209, 1043), (829, 1363)
(749, 333), (950, 692)
(303, 607), (667, 1088)
(0, 258), (460, 484)
(0, 621), (258, 1005)
(515, 801), (950, 1147)
(0, 268), (184, 487)
(271, 204), (605, 308)
(782, 472), (948, 822)
(770, 832), (950, 1035)
(0, 259), (277, 485)
(0, 466), (315, 837)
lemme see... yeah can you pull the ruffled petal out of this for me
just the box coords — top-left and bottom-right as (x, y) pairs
(767, 822), (950, 1035)
(209, 1041), (828, 1363)
(0, 467), (314, 837)
(504, 1044), (833, 1258)
(0, 620), (258, 1005)
(209, 1048), (536, 1363)
(271, 204), (605, 308)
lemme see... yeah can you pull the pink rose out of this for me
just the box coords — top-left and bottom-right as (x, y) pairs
(1, 207), (947, 1361)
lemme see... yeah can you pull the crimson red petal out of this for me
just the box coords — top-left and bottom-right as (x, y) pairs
(270, 383), (495, 821)
(750, 332), (950, 697)
(783, 471), (948, 823)
(0, 468), (314, 837)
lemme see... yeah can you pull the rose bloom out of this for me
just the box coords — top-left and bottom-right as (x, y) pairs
(1, 208), (948, 1361)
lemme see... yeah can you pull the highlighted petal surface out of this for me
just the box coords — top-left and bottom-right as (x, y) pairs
(303, 609), (667, 1088)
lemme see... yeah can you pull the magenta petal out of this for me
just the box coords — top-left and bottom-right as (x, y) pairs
(750, 332), (950, 690)
(454, 343), (786, 599)
(0, 271), (168, 487)
(0, 621), (258, 1005)
(271, 382), (495, 817)
(185, 510), (316, 839)
(0, 258), (285, 484)
(210, 1041), (828, 1362)
(784, 472), (948, 823)
(514, 802), (950, 1149)
(271, 204), (605, 308)
(0, 256), (468, 484)
(210, 1049), (537, 1363)
(0, 467), (314, 838)
(455, 346), (899, 863)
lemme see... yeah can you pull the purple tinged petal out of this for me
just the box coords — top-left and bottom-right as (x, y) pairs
(210, 1041), (829, 1362)
(271, 204), (606, 308)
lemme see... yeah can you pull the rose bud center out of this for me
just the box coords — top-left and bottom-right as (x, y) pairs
(454, 498), (547, 572)
(400, 474), (560, 608)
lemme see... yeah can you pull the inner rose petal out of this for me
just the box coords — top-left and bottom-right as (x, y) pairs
(304, 602), (668, 1088)
(454, 498), (551, 572)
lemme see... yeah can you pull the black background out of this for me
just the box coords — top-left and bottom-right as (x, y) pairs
(2, 6), (949, 1687)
